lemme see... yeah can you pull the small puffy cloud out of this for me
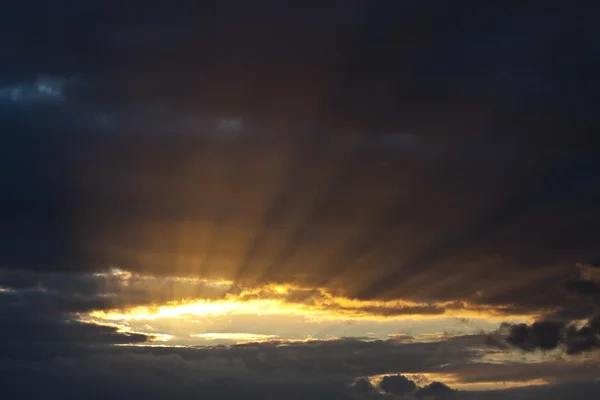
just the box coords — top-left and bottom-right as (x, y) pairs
(505, 321), (563, 351)
(379, 374), (417, 395)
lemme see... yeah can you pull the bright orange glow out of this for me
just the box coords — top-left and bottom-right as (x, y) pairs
(85, 280), (537, 323)
(190, 333), (279, 341)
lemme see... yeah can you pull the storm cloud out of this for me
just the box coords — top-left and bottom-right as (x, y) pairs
(496, 314), (600, 355)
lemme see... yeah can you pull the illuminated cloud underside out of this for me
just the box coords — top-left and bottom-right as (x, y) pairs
(87, 269), (538, 322)
(77, 270), (536, 346)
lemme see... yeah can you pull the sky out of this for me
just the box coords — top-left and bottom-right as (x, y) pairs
(1, 1), (599, 399)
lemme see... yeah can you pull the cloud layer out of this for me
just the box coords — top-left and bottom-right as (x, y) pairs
(1, 2), (599, 398)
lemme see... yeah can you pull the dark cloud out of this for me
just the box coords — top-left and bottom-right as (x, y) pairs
(380, 374), (417, 395)
(1, 2), (599, 397)
(351, 377), (377, 394)
(0, 269), (155, 362)
(565, 280), (600, 297)
(494, 314), (600, 355)
(1, 342), (599, 399)
(0, 312), (147, 347)
(82, 334), (490, 386)
(563, 315), (600, 355)
(0, 334), (599, 399)
(415, 382), (457, 399)
(0, 310), (149, 361)
(0, 268), (232, 312)
(0, 352), (356, 400)
(505, 321), (564, 351)
(0, 3), (598, 325)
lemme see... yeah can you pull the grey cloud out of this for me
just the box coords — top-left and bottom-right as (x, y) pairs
(563, 314), (600, 355)
(0, 268), (231, 313)
(0, 269), (164, 362)
(565, 280), (600, 297)
(184, 334), (488, 379)
(459, 381), (600, 400)
(0, 311), (149, 362)
(0, 346), (408, 400)
(0, 313), (147, 346)
(0, 2), (598, 398)
(494, 314), (600, 355)
(1, 344), (599, 400)
(415, 382), (456, 399)
(352, 377), (377, 394)
(380, 374), (417, 395)
(0, 286), (113, 314)
(505, 321), (564, 351)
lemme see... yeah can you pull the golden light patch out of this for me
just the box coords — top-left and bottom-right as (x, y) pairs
(84, 279), (537, 323)
(88, 298), (310, 321)
(190, 333), (279, 342)
(449, 378), (549, 391)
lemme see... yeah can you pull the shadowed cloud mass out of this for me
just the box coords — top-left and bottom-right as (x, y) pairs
(1, 1), (599, 399)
